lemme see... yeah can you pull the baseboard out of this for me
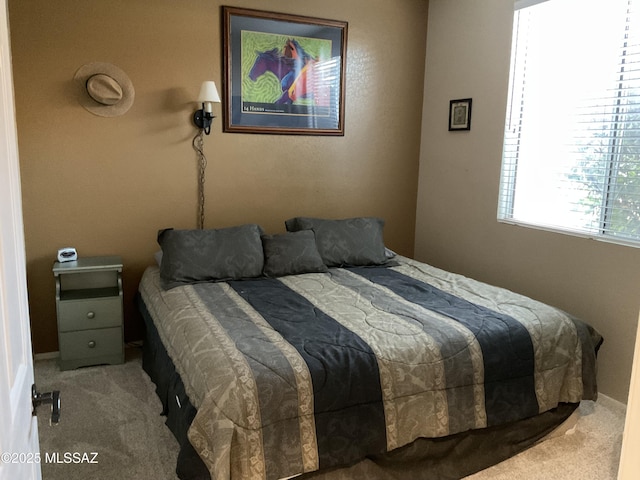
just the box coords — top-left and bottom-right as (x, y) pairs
(34, 351), (59, 361)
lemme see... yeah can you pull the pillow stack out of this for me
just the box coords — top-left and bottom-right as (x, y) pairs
(157, 217), (390, 289)
(284, 216), (387, 267)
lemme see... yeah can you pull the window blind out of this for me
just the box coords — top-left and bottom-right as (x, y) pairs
(498, 0), (640, 247)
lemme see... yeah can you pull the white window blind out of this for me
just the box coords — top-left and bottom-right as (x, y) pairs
(498, 0), (640, 247)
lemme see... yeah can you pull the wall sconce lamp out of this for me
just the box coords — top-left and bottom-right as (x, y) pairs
(193, 81), (221, 135)
(192, 81), (220, 229)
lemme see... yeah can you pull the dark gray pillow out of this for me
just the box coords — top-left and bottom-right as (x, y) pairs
(284, 217), (387, 267)
(261, 230), (328, 277)
(157, 224), (264, 289)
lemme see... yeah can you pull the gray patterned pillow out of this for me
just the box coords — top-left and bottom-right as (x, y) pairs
(284, 217), (387, 267)
(261, 230), (328, 277)
(158, 224), (264, 289)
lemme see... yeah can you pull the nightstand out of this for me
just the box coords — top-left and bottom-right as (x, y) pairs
(53, 256), (125, 370)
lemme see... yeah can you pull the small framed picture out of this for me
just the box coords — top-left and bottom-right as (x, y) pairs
(448, 98), (472, 131)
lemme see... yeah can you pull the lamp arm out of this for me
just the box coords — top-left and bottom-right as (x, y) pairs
(193, 105), (214, 135)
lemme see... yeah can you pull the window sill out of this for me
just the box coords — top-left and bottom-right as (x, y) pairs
(496, 218), (640, 249)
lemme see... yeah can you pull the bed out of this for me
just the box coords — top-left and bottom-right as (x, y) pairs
(137, 217), (602, 480)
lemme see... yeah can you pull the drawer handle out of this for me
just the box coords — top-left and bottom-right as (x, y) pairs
(88, 341), (96, 348)
(86, 311), (95, 319)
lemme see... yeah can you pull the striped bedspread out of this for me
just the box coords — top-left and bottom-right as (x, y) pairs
(138, 256), (601, 480)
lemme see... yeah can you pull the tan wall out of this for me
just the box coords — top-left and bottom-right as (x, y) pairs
(9, 0), (428, 354)
(618, 312), (640, 478)
(416, 0), (640, 402)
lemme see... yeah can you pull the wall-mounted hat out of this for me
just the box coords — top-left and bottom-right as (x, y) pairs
(74, 62), (135, 117)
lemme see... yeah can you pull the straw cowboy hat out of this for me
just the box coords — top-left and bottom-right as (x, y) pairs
(74, 62), (135, 117)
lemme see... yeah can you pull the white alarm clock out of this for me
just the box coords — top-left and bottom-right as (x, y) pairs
(57, 247), (78, 263)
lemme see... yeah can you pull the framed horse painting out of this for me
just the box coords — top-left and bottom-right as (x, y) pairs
(222, 7), (348, 135)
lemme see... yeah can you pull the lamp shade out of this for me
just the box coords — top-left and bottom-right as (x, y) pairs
(198, 81), (221, 103)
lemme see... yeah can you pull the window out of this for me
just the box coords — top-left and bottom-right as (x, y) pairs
(498, 0), (640, 247)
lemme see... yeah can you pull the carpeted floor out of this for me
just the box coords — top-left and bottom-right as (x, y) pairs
(466, 396), (625, 480)
(35, 348), (180, 480)
(34, 348), (626, 480)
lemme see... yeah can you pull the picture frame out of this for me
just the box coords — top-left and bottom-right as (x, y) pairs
(448, 98), (472, 131)
(222, 6), (348, 136)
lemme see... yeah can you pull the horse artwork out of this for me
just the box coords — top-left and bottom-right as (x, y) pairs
(248, 48), (294, 92)
(247, 38), (331, 106)
(223, 6), (347, 135)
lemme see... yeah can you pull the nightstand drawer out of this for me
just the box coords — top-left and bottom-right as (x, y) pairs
(58, 296), (122, 332)
(58, 327), (123, 361)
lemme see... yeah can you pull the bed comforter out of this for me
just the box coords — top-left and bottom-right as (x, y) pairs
(138, 256), (602, 480)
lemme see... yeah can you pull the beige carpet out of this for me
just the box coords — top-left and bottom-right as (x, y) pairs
(35, 348), (626, 480)
(465, 396), (625, 480)
(35, 348), (180, 480)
